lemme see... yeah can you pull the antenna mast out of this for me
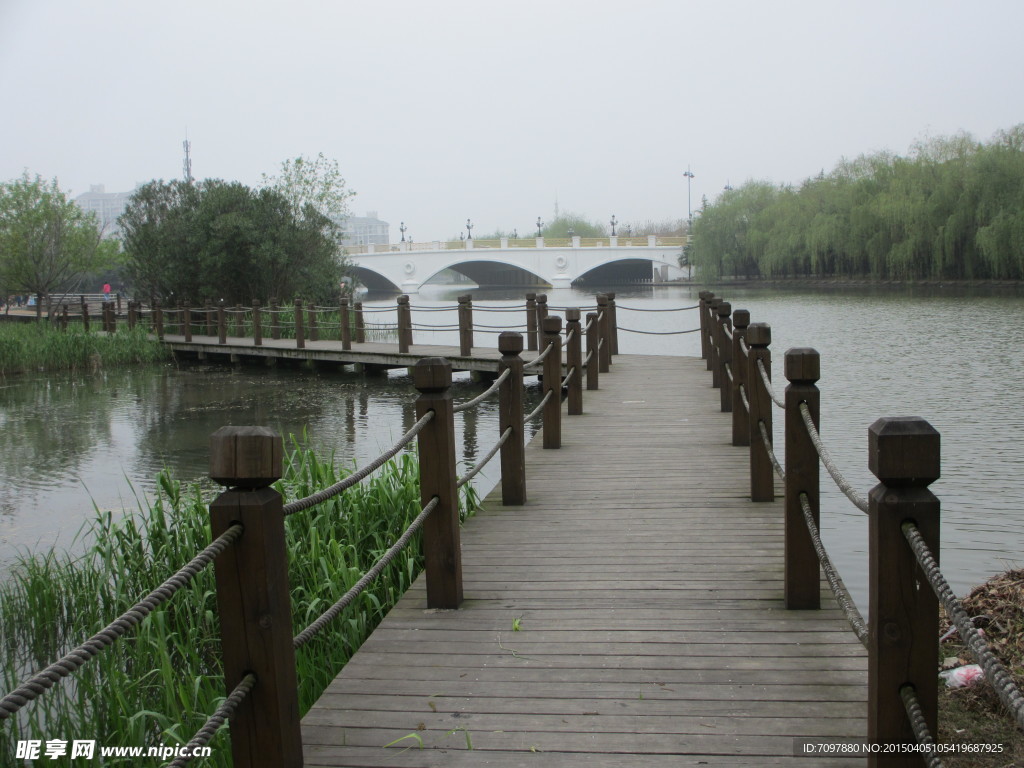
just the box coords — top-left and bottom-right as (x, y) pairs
(183, 134), (193, 184)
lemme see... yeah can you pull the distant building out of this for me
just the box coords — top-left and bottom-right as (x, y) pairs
(74, 184), (134, 238)
(340, 211), (389, 246)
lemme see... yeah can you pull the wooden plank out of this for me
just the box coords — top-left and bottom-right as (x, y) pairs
(300, 354), (868, 766)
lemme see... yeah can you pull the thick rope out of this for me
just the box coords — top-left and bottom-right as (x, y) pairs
(452, 368), (510, 414)
(723, 326), (733, 342)
(615, 303), (699, 312)
(472, 322), (528, 329)
(409, 322), (459, 330)
(617, 326), (701, 335)
(583, 349), (593, 366)
(463, 304), (526, 312)
(561, 365), (576, 388)
(293, 497), (439, 649)
(739, 382), (750, 414)
(282, 411), (434, 516)
(757, 358), (785, 409)
(524, 388), (554, 424)
(166, 673), (257, 768)
(900, 685), (945, 768)
(758, 420), (785, 480)
(523, 340), (555, 370)
(563, 328), (576, 346)
(799, 402), (869, 513)
(0, 523), (244, 720)
(457, 427), (512, 488)
(799, 493), (868, 646)
(902, 522), (1024, 729)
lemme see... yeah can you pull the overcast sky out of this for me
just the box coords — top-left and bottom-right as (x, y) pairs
(2, 0), (1021, 240)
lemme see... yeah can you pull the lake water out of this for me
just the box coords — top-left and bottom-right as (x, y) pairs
(1, 281), (1022, 612)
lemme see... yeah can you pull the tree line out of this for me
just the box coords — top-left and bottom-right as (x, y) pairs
(689, 125), (1024, 281)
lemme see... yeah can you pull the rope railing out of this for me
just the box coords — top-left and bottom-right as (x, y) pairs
(561, 365), (577, 388)
(902, 521), (1024, 730)
(457, 428), (512, 489)
(615, 303), (699, 311)
(618, 326), (701, 335)
(292, 496), (441, 649)
(282, 411), (434, 516)
(452, 368), (510, 413)
(166, 673), (257, 768)
(798, 402), (869, 513)
(900, 685), (944, 768)
(524, 387), (554, 423)
(798, 493), (868, 646)
(758, 419), (785, 480)
(0, 522), (244, 719)
(523, 339), (555, 370)
(757, 358), (785, 409)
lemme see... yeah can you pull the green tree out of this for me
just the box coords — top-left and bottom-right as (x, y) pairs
(0, 172), (118, 317)
(542, 212), (606, 238)
(260, 152), (355, 227)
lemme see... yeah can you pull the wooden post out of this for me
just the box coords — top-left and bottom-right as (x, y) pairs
(234, 304), (244, 338)
(413, 358), (463, 609)
(354, 301), (366, 344)
(208, 426), (302, 767)
(253, 300), (263, 346)
(606, 291), (619, 356)
(498, 332), (526, 505)
(308, 305), (318, 342)
(154, 302), (164, 341)
(458, 294), (473, 356)
(61, 304), (69, 331)
(206, 304), (215, 336)
(271, 299), (280, 340)
(708, 297), (722, 374)
(585, 311), (600, 391)
(717, 301), (733, 410)
(397, 295), (412, 353)
(81, 298), (90, 333)
(535, 294), (548, 353)
(294, 299), (305, 349)
(542, 315), (563, 449)
(868, 417), (940, 766)
(731, 309), (750, 445)
(128, 300), (138, 331)
(698, 291), (711, 361)
(217, 300), (227, 345)
(784, 348), (820, 609)
(596, 294), (611, 373)
(340, 297), (351, 350)
(525, 293), (538, 351)
(746, 322), (773, 502)
(116, 294), (121, 314)
(565, 308), (583, 415)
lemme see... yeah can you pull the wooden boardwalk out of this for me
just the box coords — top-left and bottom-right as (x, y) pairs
(301, 354), (868, 766)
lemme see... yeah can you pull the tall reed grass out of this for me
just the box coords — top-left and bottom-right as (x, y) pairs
(0, 323), (169, 376)
(0, 441), (477, 767)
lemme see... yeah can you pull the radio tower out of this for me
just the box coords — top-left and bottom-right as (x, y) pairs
(182, 134), (193, 184)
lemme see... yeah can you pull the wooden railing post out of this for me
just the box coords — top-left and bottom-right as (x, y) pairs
(458, 294), (474, 356)
(154, 301), (164, 341)
(128, 300), (138, 331)
(217, 300), (227, 345)
(81, 297), (90, 333)
(116, 294), (122, 314)
(354, 301), (366, 344)
(208, 426), (302, 767)
(397, 295), (412, 353)
(707, 297), (722, 374)
(542, 315), (563, 449)
(413, 358), (463, 609)
(340, 297), (352, 350)
(60, 304), (69, 331)
(698, 291), (711, 361)
(307, 304), (318, 342)
(606, 292), (619, 356)
(784, 348), (820, 609)
(234, 304), (244, 338)
(206, 304), (215, 336)
(868, 417), (940, 766)
(498, 332), (526, 505)
(252, 300), (263, 346)
(716, 301), (733, 410)
(535, 294), (548, 353)
(746, 322), (773, 502)
(731, 309), (750, 446)
(525, 293), (538, 351)
(585, 311), (600, 390)
(596, 294), (611, 373)
(294, 299), (305, 349)
(271, 299), (281, 340)
(565, 308), (583, 415)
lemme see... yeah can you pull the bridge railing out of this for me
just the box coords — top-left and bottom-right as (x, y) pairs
(5, 292), (714, 764)
(700, 290), (1024, 764)
(344, 235), (690, 254)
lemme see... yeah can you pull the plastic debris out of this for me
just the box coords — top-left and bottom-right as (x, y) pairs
(939, 664), (984, 688)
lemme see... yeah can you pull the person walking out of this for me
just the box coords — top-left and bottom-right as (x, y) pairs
(102, 283), (111, 301)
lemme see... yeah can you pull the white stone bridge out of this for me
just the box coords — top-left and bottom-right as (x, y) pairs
(346, 235), (689, 293)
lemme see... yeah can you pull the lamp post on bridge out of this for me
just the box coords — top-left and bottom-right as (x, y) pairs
(610, 215), (617, 236)
(400, 222), (406, 242)
(684, 166), (695, 225)
(511, 228), (518, 239)
(536, 217), (543, 237)
(466, 218), (474, 241)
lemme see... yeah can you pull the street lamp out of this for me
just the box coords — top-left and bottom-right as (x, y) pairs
(399, 221), (406, 242)
(511, 228), (518, 239)
(466, 218), (474, 240)
(536, 217), (543, 237)
(610, 215), (617, 236)
(684, 166), (695, 224)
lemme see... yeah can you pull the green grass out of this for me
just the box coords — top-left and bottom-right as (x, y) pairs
(0, 322), (169, 375)
(0, 440), (478, 767)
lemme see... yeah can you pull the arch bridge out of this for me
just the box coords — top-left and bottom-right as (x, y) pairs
(347, 235), (688, 293)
